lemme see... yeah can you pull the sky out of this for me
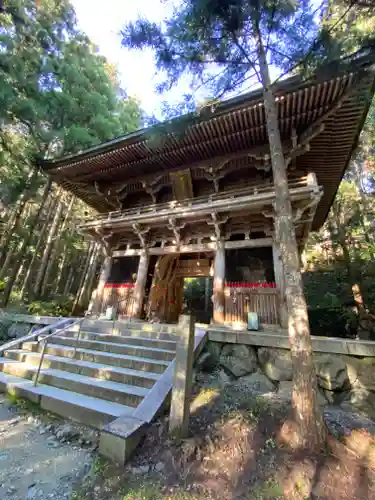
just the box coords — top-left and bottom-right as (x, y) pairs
(72, 0), (191, 119)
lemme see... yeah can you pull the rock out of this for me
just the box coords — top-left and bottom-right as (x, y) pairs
(276, 382), (327, 406)
(131, 465), (149, 475)
(324, 406), (375, 438)
(7, 323), (31, 339)
(220, 344), (258, 377)
(322, 389), (336, 404)
(56, 424), (79, 441)
(315, 355), (350, 391)
(236, 371), (275, 394)
(197, 342), (221, 372)
(154, 462), (164, 472)
(347, 357), (375, 391)
(341, 387), (375, 418)
(277, 381), (293, 399)
(80, 429), (98, 446)
(257, 347), (292, 381)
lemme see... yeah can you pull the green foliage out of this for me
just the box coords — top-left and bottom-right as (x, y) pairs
(26, 296), (74, 317)
(0, 0), (142, 312)
(1, 0), (142, 159)
(121, 0), (370, 121)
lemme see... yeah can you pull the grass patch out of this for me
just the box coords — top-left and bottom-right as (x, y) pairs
(92, 454), (109, 476)
(71, 489), (88, 500)
(7, 393), (42, 414)
(250, 478), (284, 499)
(122, 483), (163, 500)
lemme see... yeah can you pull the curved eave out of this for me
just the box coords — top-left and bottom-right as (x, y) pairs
(39, 60), (375, 231)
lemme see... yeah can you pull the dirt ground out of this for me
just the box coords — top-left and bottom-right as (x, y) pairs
(74, 372), (375, 500)
(0, 395), (95, 500)
(1, 373), (375, 500)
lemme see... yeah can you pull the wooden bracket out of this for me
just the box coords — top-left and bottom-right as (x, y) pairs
(167, 217), (186, 246)
(142, 175), (165, 203)
(293, 190), (323, 223)
(94, 229), (113, 256)
(132, 223), (150, 248)
(285, 124), (325, 168)
(207, 212), (228, 240)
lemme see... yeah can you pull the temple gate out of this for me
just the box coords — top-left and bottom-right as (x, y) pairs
(39, 59), (375, 328)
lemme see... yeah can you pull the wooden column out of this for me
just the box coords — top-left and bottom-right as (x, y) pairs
(213, 239), (225, 324)
(132, 249), (149, 318)
(92, 254), (113, 315)
(272, 242), (288, 329)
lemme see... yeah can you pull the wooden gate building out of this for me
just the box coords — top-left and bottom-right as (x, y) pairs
(40, 57), (375, 327)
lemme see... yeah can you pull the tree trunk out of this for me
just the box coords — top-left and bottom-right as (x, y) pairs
(78, 243), (100, 309)
(256, 29), (326, 450)
(354, 163), (375, 262)
(0, 169), (38, 269)
(332, 206), (366, 312)
(55, 244), (68, 295)
(20, 192), (57, 300)
(0, 179), (52, 307)
(41, 195), (75, 296)
(72, 243), (95, 314)
(33, 191), (64, 299)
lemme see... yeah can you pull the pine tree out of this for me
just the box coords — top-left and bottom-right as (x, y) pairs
(120, 0), (364, 449)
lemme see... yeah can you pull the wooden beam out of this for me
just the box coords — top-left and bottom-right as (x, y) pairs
(112, 237), (272, 257)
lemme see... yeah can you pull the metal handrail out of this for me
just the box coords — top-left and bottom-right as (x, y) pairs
(0, 317), (72, 355)
(33, 316), (85, 386)
(2, 293), (139, 387)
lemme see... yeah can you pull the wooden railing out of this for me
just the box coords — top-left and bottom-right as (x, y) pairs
(80, 175), (317, 227)
(224, 285), (280, 326)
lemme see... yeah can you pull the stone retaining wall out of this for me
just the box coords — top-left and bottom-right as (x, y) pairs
(198, 338), (375, 418)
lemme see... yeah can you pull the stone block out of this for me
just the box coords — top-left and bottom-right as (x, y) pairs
(100, 416), (147, 465)
(315, 354), (350, 391)
(257, 347), (292, 381)
(220, 344), (258, 377)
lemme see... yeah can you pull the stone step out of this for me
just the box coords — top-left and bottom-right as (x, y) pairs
(0, 371), (132, 428)
(68, 328), (180, 342)
(30, 336), (176, 362)
(0, 360), (148, 407)
(62, 331), (177, 351)
(3, 351), (159, 388)
(12, 343), (169, 374)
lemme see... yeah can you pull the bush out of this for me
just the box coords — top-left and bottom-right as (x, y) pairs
(27, 296), (74, 317)
(308, 306), (358, 338)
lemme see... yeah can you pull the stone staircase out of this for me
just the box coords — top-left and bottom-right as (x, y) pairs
(0, 319), (207, 462)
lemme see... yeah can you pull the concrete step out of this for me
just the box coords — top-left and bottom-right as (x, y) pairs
(0, 360), (148, 407)
(0, 371), (132, 428)
(28, 336), (176, 362)
(3, 351), (159, 388)
(67, 328), (180, 342)
(62, 331), (177, 351)
(12, 343), (169, 374)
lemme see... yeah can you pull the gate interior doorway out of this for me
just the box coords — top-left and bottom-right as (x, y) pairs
(146, 252), (214, 323)
(183, 277), (213, 324)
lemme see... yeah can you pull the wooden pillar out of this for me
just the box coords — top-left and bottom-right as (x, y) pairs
(169, 314), (195, 440)
(132, 249), (149, 318)
(213, 239), (225, 324)
(92, 254), (113, 315)
(272, 242), (288, 329)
